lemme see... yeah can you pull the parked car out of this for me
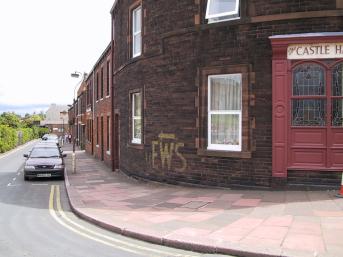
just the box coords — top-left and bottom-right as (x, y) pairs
(23, 146), (66, 180)
(36, 140), (61, 150)
(42, 134), (59, 145)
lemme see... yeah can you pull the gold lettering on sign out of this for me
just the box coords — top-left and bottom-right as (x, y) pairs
(149, 133), (187, 172)
(287, 43), (343, 60)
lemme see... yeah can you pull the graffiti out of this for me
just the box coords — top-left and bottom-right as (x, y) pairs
(146, 133), (187, 172)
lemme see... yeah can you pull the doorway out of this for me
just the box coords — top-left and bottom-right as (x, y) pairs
(289, 61), (343, 169)
(101, 116), (104, 161)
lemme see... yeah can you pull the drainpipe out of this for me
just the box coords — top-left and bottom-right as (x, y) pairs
(92, 71), (95, 156)
(111, 11), (115, 172)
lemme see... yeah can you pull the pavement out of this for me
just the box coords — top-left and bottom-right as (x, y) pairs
(61, 143), (343, 257)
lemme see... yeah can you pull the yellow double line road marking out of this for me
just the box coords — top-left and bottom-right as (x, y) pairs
(49, 185), (199, 257)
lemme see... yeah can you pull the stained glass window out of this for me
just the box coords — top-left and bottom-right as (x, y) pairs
(292, 99), (326, 126)
(292, 63), (326, 126)
(332, 63), (343, 126)
(293, 64), (325, 96)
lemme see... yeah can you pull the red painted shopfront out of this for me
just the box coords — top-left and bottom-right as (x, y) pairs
(270, 33), (343, 183)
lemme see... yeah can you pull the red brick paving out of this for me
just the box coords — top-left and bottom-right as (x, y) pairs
(63, 145), (343, 257)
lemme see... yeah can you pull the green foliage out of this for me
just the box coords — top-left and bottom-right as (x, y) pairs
(37, 127), (49, 138)
(0, 125), (18, 153)
(18, 128), (34, 144)
(0, 112), (49, 154)
(22, 114), (42, 128)
(0, 112), (21, 128)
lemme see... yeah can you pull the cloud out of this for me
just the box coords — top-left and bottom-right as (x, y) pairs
(0, 103), (50, 116)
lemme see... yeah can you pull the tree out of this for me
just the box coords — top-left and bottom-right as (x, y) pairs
(0, 112), (21, 128)
(22, 114), (42, 128)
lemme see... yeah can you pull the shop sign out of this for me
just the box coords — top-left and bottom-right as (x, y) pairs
(287, 43), (343, 59)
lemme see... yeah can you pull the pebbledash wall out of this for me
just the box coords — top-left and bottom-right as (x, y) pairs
(110, 0), (343, 188)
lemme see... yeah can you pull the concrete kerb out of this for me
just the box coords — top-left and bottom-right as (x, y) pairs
(63, 166), (287, 257)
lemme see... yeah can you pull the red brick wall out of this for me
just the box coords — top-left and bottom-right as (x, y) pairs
(92, 48), (113, 167)
(111, 0), (343, 188)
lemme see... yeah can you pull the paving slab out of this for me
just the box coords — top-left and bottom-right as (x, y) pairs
(62, 144), (343, 257)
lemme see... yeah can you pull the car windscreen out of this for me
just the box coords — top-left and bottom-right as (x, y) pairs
(29, 148), (61, 158)
(47, 136), (58, 139)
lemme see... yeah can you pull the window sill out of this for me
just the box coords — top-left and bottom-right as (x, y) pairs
(105, 95), (110, 98)
(106, 150), (111, 155)
(132, 53), (141, 59)
(207, 16), (240, 24)
(197, 149), (252, 159)
(96, 145), (99, 148)
(127, 143), (144, 150)
(200, 16), (247, 30)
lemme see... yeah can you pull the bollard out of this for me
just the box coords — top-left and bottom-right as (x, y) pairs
(72, 138), (76, 174)
(336, 171), (343, 198)
(72, 152), (76, 174)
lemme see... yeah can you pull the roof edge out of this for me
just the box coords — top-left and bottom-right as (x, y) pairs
(110, 0), (118, 13)
(269, 32), (343, 39)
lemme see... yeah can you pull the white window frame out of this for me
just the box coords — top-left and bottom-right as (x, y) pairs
(132, 6), (142, 58)
(132, 92), (142, 144)
(205, 0), (240, 20)
(207, 74), (242, 152)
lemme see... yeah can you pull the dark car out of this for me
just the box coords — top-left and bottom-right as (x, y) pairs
(23, 146), (66, 180)
(36, 141), (62, 150)
(42, 134), (59, 145)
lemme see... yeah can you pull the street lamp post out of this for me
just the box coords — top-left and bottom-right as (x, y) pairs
(70, 71), (85, 174)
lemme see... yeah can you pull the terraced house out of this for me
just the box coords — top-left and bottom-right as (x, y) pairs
(72, 0), (343, 189)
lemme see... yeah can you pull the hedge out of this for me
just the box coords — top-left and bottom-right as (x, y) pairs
(0, 126), (48, 153)
(0, 125), (18, 153)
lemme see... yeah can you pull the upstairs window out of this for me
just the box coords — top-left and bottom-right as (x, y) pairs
(206, 0), (240, 23)
(132, 6), (142, 58)
(100, 67), (104, 99)
(106, 60), (110, 96)
(96, 72), (99, 100)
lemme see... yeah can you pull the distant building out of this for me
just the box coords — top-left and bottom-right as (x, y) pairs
(40, 104), (69, 137)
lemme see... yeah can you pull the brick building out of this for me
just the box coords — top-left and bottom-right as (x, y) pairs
(76, 82), (87, 149)
(73, 43), (113, 167)
(41, 104), (69, 137)
(109, 0), (343, 188)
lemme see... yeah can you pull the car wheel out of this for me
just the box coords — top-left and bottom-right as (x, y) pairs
(24, 175), (29, 181)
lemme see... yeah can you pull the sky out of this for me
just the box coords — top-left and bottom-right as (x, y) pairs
(0, 0), (114, 114)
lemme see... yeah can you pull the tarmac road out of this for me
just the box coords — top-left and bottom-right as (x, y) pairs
(0, 141), (229, 257)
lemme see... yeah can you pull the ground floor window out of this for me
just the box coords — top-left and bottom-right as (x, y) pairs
(198, 65), (251, 158)
(208, 74), (242, 151)
(131, 92), (142, 144)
